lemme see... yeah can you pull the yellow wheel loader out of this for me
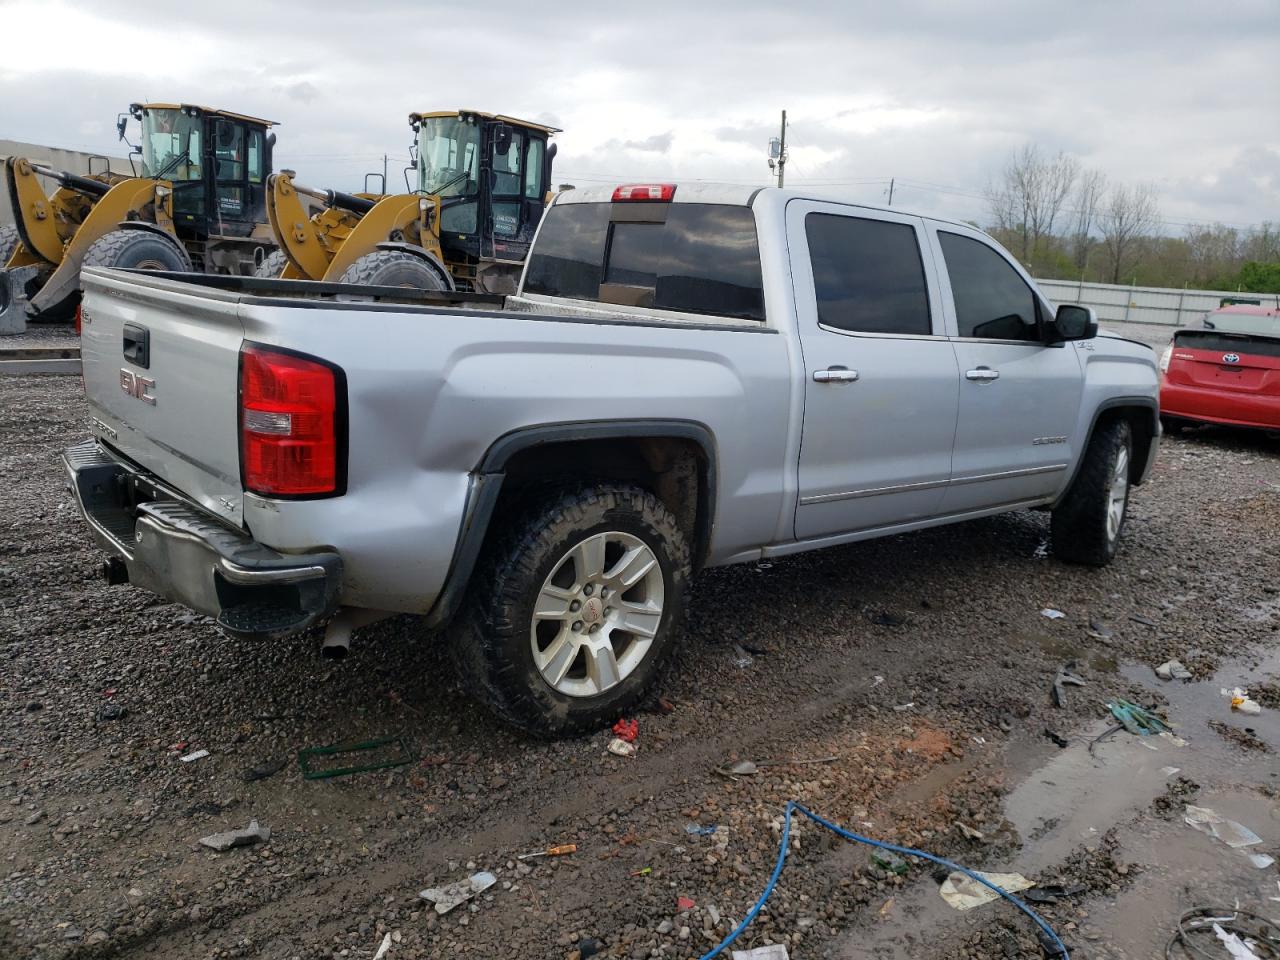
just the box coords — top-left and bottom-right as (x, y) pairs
(260, 110), (558, 294)
(1, 103), (279, 332)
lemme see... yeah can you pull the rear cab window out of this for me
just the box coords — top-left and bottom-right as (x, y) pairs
(522, 199), (766, 323)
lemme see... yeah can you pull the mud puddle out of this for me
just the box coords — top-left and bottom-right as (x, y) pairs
(830, 650), (1280, 958)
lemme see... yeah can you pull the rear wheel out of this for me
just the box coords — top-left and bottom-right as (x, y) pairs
(451, 484), (691, 735)
(1051, 419), (1133, 566)
(254, 249), (288, 279)
(338, 250), (449, 290)
(83, 229), (192, 273)
(0, 224), (19, 265)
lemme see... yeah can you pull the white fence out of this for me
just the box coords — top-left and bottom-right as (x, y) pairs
(1036, 277), (1280, 328)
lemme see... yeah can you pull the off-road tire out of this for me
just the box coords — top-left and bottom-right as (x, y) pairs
(0, 224), (19, 266)
(338, 250), (449, 290)
(83, 229), (192, 273)
(254, 249), (288, 279)
(1051, 419), (1133, 567)
(451, 485), (692, 736)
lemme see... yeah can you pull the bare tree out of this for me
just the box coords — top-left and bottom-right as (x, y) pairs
(1069, 169), (1107, 272)
(1098, 183), (1160, 284)
(985, 144), (1080, 264)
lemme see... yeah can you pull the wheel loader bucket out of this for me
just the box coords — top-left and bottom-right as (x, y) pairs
(0, 265), (40, 335)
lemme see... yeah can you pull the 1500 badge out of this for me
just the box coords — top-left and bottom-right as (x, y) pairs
(120, 368), (156, 405)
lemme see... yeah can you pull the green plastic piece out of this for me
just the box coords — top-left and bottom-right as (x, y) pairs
(297, 736), (415, 780)
(1106, 699), (1170, 736)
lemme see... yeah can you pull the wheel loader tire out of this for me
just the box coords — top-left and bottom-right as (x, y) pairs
(83, 229), (192, 274)
(0, 224), (19, 266)
(254, 249), (289, 279)
(338, 250), (448, 290)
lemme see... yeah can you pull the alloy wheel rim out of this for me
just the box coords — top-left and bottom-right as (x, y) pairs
(530, 531), (665, 698)
(1107, 446), (1130, 541)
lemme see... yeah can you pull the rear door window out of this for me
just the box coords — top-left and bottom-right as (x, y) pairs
(805, 213), (932, 336)
(524, 201), (765, 322)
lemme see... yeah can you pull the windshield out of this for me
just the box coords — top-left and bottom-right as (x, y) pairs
(416, 116), (480, 197)
(141, 109), (202, 181)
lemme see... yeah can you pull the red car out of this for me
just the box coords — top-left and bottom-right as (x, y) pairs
(1160, 305), (1280, 433)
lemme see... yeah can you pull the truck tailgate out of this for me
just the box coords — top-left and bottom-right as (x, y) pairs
(79, 267), (245, 526)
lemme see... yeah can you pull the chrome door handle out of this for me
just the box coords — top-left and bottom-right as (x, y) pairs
(813, 367), (859, 384)
(965, 367), (1000, 382)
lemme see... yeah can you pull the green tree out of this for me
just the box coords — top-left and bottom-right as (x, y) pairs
(1237, 261), (1280, 293)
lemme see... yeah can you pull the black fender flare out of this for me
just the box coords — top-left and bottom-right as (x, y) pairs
(372, 242), (455, 292)
(1054, 396), (1160, 506)
(424, 419), (718, 628)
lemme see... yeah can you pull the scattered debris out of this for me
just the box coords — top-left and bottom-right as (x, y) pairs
(372, 932), (392, 960)
(1040, 608), (1066, 620)
(956, 822), (985, 841)
(297, 736), (415, 780)
(1052, 661), (1086, 707)
(1024, 883), (1087, 904)
(1162, 766), (1182, 777)
(939, 871), (1035, 910)
(611, 718), (638, 743)
(242, 758), (287, 782)
(96, 703), (126, 721)
(1224, 687), (1263, 716)
(198, 819), (271, 852)
(869, 610), (906, 627)
(180, 749), (210, 763)
(1087, 619), (1114, 642)
(676, 895), (696, 911)
(871, 675), (885, 687)
(1247, 853), (1276, 869)
(1213, 923), (1263, 960)
(578, 937), (602, 959)
(685, 823), (718, 837)
(630, 867), (651, 877)
(418, 871), (497, 914)
(871, 850), (909, 876)
(1044, 729), (1070, 748)
(1155, 659), (1193, 681)
(731, 946), (789, 960)
(1130, 614), (1157, 627)
(715, 759), (758, 778)
(1184, 805), (1262, 849)
(731, 644), (755, 668)
(607, 738), (636, 758)
(516, 843), (576, 860)
(892, 702), (915, 713)
(1107, 699), (1171, 736)
(1209, 719), (1272, 753)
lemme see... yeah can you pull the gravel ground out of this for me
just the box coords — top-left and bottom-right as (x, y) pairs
(1, 373), (1277, 960)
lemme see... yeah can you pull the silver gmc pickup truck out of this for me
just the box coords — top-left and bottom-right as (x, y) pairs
(67, 182), (1160, 733)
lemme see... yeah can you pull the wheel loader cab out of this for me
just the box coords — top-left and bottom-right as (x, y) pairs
(130, 103), (274, 241)
(411, 111), (559, 280)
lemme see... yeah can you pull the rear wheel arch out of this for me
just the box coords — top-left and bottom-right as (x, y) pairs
(424, 421), (718, 630)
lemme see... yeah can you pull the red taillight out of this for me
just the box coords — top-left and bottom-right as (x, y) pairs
(239, 345), (342, 497)
(612, 183), (676, 202)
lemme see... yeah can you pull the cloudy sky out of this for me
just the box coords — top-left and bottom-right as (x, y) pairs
(1, 0), (1277, 233)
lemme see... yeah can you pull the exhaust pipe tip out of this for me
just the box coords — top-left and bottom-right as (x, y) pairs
(320, 639), (350, 661)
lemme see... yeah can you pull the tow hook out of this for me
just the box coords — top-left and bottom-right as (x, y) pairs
(101, 557), (129, 586)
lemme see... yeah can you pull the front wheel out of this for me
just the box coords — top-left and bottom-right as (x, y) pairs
(83, 229), (192, 273)
(1051, 419), (1133, 566)
(451, 485), (692, 735)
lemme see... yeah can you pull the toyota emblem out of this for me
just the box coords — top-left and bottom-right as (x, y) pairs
(1222, 353), (1241, 364)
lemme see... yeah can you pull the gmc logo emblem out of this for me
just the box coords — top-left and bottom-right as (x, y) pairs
(119, 368), (157, 405)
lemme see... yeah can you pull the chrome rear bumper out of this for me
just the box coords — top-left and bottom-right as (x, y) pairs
(63, 439), (342, 639)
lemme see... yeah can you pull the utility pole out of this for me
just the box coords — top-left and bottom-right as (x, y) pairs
(887, 177), (895, 206)
(776, 110), (787, 188)
(382, 154), (388, 194)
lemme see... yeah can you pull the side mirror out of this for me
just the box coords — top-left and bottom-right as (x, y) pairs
(116, 114), (129, 141)
(1047, 304), (1098, 342)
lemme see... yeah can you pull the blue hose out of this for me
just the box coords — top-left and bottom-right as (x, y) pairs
(696, 800), (1070, 960)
